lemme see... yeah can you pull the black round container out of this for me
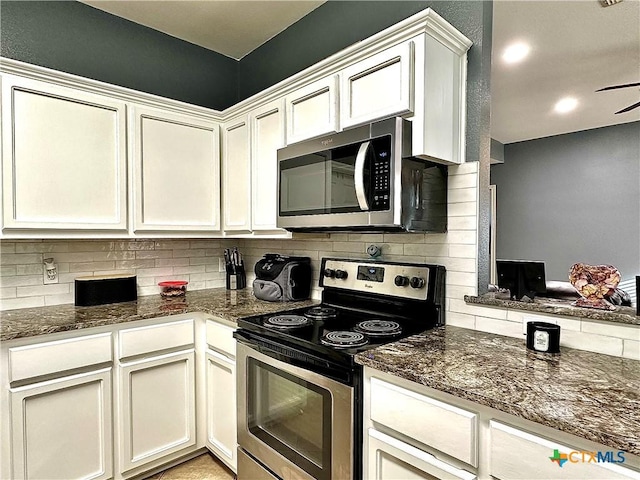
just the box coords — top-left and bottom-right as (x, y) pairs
(526, 321), (560, 354)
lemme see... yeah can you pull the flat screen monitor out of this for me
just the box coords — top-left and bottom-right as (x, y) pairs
(496, 260), (547, 301)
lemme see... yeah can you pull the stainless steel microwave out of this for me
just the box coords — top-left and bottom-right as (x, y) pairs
(277, 117), (447, 232)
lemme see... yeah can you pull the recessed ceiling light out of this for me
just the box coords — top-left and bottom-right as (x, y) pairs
(502, 43), (530, 64)
(554, 97), (579, 114)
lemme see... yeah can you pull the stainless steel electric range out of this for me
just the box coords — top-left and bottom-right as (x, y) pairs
(234, 257), (445, 480)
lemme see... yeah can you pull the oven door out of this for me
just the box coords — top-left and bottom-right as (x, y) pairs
(236, 341), (354, 480)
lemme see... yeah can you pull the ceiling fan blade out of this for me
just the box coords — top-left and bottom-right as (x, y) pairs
(596, 82), (640, 92)
(615, 101), (640, 114)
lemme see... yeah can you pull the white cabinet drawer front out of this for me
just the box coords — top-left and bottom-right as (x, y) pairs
(10, 368), (113, 480)
(119, 319), (194, 359)
(1, 76), (127, 231)
(490, 421), (639, 480)
(340, 41), (414, 129)
(367, 428), (477, 480)
(370, 377), (477, 466)
(9, 332), (112, 383)
(206, 320), (236, 358)
(285, 75), (338, 143)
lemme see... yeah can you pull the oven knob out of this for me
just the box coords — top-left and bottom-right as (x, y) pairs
(335, 269), (348, 280)
(323, 268), (336, 278)
(394, 275), (409, 287)
(410, 277), (425, 289)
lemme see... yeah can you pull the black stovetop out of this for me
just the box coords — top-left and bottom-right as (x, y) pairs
(236, 302), (439, 367)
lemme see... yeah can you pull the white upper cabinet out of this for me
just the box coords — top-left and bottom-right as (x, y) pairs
(132, 106), (220, 232)
(1, 75), (128, 232)
(221, 115), (252, 233)
(340, 41), (415, 130)
(250, 99), (286, 232)
(285, 75), (339, 144)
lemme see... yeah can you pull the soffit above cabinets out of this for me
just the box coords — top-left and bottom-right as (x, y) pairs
(79, 0), (326, 60)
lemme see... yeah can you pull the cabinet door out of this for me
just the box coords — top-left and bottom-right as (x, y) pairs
(250, 100), (286, 231)
(132, 106), (220, 232)
(490, 421), (640, 480)
(285, 75), (338, 144)
(222, 116), (251, 232)
(366, 428), (476, 480)
(340, 42), (414, 129)
(119, 350), (196, 472)
(1, 76), (127, 231)
(206, 349), (237, 472)
(10, 368), (113, 480)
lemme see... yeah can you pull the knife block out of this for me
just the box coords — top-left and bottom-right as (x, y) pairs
(226, 272), (246, 290)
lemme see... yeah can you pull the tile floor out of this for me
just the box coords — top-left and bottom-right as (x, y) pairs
(146, 453), (235, 480)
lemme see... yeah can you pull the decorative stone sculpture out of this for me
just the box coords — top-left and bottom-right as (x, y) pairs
(568, 263), (621, 310)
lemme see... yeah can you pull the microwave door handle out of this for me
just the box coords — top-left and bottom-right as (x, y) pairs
(355, 141), (370, 211)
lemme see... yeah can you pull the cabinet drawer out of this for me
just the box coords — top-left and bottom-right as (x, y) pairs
(206, 320), (236, 358)
(119, 319), (194, 359)
(370, 377), (477, 466)
(490, 421), (639, 480)
(9, 333), (112, 383)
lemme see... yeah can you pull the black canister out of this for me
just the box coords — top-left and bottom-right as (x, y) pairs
(526, 321), (560, 354)
(636, 276), (639, 316)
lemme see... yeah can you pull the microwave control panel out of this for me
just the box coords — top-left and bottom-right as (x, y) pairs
(371, 140), (391, 210)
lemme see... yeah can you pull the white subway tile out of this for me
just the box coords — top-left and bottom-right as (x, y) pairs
(423, 234), (447, 244)
(205, 279), (225, 289)
(560, 330), (623, 357)
(44, 293), (75, 306)
(0, 253), (43, 265)
(155, 240), (190, 250)
(380, 243), (404, 255)
(136, 267), (174, 277)
(446, 285), (477, 299)
(449, 173), (478, 190)
(449, 187), (477, 203)
(448, 245), (477, 259)
(382, 233), (425, 244)
(404, 243), (448, 257)
(0, 275), (44, 287)
(445, 311), (475, 329)
(16, 264), (43, 275)
(135, 250), (174, 260)
(138, 286), (162, 296)
(347, 233), (384, 242)
(448, 162), (478, 176)
(69, 261), (115, 273)
(1, 287), (17, 299)
(0, 296), (45, 310)
(332, 242), (365, 253)
(17, 284), (70, 297)
(448, 216), (477, 231)
(622, 340), (640, 361)
(1, 265), (17, 276)
(174, 265), (206, 275)
(0, 242), (16, 253)
(155, 258), (190, 267)
(446, 231), (477, 245)
(475, 316), (523, 338)
(14, 242), (56, 253)
(327, 233), (349, 241)
(189, 257), (218, 266)
(188, 281), (206, 291)
(447, 271), (477, 288)
(92, 251), (136, 261)
(581, 320), (640, 341)
(52, 252), (95, 263)
(440, 257), (477, 273)
(448, 202), (477, 217)
(173, 249), (207, 258)
(115, 259), (155, 269)
(189, 240), (221, 249)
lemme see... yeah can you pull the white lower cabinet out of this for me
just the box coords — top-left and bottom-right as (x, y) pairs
(9, 368), (113, 480)
(205, 319), (237, 472)
(364, 367), (640, 480)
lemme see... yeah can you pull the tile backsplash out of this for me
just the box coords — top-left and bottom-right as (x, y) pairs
(0, 239), (230, 310)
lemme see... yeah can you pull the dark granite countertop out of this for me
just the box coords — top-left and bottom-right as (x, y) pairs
(466, 293), (639, 325)
(356, 326), (640, 456)
(0, 288), (316, 342)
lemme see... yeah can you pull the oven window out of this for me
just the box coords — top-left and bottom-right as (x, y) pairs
(247, 358), (332, 480)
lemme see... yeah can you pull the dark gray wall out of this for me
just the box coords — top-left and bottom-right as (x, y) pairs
(491, 121), (640, 282)
(0, 1), (238, 109)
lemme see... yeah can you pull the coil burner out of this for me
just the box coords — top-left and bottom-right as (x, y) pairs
(321, 331), (368, 348)
(354, 320), (402, 337)
(304, 306), (339, 320)
(264, 315), (312, 330)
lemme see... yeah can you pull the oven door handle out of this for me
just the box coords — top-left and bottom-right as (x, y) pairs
(355, 141), (370, 211)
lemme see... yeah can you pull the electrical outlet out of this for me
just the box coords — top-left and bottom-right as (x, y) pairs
(43, 266), (58, 284)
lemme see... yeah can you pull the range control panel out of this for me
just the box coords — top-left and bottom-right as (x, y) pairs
(320, 258), (430, 301)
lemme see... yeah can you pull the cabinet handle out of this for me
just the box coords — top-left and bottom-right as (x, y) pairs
(355, 141), (370, 211)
